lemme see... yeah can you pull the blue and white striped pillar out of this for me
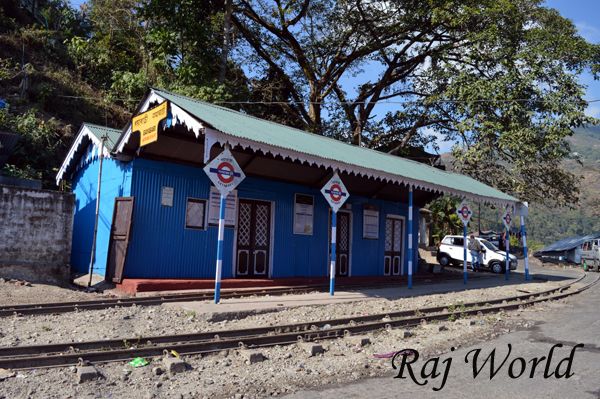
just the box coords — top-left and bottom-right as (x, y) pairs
(463, 223), (468, 285)
(214, 194), (227, 304)
(505, 227), (510, 281)
(330, 211), (337, 296)
(407, 186), (414, 289)
(521, 215), (530, 280)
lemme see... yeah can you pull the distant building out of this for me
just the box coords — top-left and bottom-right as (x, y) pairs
(534, 233), (600, 264)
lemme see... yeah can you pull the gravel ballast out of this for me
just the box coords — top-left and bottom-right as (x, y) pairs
(0, 262), (582, 398)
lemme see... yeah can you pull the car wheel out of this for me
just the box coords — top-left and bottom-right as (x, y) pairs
(490, 262), (503, 274)
(438, 254), (451, 267)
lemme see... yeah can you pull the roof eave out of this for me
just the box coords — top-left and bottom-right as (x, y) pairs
(55, 124), (112, 185)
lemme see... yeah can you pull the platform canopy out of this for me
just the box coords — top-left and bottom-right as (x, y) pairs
(62, 88), (519, 207)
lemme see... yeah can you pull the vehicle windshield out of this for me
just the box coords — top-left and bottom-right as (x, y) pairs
(480, 239), (499, 251)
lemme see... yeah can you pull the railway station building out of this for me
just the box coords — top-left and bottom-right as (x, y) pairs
(56, 88), (518, 290)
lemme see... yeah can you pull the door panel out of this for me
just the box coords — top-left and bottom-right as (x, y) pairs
(335, 212), (350, 277)
(106, 197), (135, 283)
(384, 217), (403, 276)
(236, 199), (272, 278)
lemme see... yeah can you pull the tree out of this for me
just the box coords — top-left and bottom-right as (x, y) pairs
(231, 0), (600, 206)
(429, 196), (462, 244)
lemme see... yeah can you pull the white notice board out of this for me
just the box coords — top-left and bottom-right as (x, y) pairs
(363, 208), (379, 239)
(161, 186), (174, 207)
(208, 186), (237, 226)
(293, 194), (314, 235)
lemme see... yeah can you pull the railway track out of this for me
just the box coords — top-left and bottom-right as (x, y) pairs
(0, 272), (595, 370)
(0, 274), (473, 318)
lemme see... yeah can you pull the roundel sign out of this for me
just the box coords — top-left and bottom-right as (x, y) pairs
(321, 173), (349, 213)
(502, 207), (513, 229)
(204, 148), (246, 196)
(456, 200), (473, 225)
(215, 161), (235, 184)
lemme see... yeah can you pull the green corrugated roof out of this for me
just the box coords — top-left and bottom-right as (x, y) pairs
(149, 88), (517, 203)
(84, 123), (122, 151)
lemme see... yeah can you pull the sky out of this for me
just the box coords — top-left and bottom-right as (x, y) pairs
(547, 0), (600, 118)
(68, 0), (600, 152)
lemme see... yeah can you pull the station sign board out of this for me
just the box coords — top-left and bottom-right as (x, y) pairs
(321, 173), (349, 213)
(132, 101), (168, 147)
(203, 149), (246, 196)
(456, 200), (473, 225)
(502, 206), (513, 230)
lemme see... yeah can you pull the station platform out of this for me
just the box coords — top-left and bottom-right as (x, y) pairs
(117, 271), (471, 294)
(163, 269), (575, 318)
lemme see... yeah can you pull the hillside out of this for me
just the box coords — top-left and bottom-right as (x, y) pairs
(441, 126), (600, 245)
(525, 126), (600, 244)
(0, 4), (131, 187)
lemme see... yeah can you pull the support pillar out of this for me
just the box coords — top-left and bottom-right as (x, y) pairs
(408, 186), (414, 289)
(521, 215), (530, 280)
(463, 223), (468, 284)
(505, 227), (510, 281)
(330, 211), (337, 296)
(214, 194), (226, 303)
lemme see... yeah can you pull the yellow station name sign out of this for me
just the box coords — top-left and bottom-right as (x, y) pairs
(132, 101), (168, 147)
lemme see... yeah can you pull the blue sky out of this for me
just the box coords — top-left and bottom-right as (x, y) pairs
(69, 0), (600, 151)
(547, 0), (600, 118)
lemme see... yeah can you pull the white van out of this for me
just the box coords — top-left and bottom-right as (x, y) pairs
(436, 235), (518, 273)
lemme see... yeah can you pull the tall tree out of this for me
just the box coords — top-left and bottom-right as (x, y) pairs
(232, 0), (599, 206)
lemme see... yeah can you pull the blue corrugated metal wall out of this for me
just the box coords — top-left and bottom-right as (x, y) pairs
(71, 144), (132, 276)
(125, 158), (420, 279)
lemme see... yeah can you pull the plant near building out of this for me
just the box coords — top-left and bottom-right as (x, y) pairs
(0, 108), (63, 184)
(429, 196), (462, 244)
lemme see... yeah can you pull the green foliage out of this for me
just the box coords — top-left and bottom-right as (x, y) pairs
(38, 0), (87, 37)
(234, 0), (599, 206)
(0, 58), (16, 80)
(0, 108), (64, 185)
(0, 4), (16, 33)
(429, 196), (463, 244)
(527, 240), (545, 252)
(1, 163), (40, 179)
(2, 0), (599, 211)
(66, 0), (145, 91)
(109, 69), (148, 107)
(510, 234), (520, 248)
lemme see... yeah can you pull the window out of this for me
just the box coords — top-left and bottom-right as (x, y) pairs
(185, 198), (206, 230)
(293, 194), (314, 235)
(481, 240), (498, 251)
(452, 237), (464, 246)
(582, 241), (590, 251)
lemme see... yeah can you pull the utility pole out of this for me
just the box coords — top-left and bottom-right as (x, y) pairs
(478, 202), (481, 234)
(87, 135), (107, 288)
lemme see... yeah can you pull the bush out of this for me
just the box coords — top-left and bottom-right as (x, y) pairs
(0, 107), (64, 185)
